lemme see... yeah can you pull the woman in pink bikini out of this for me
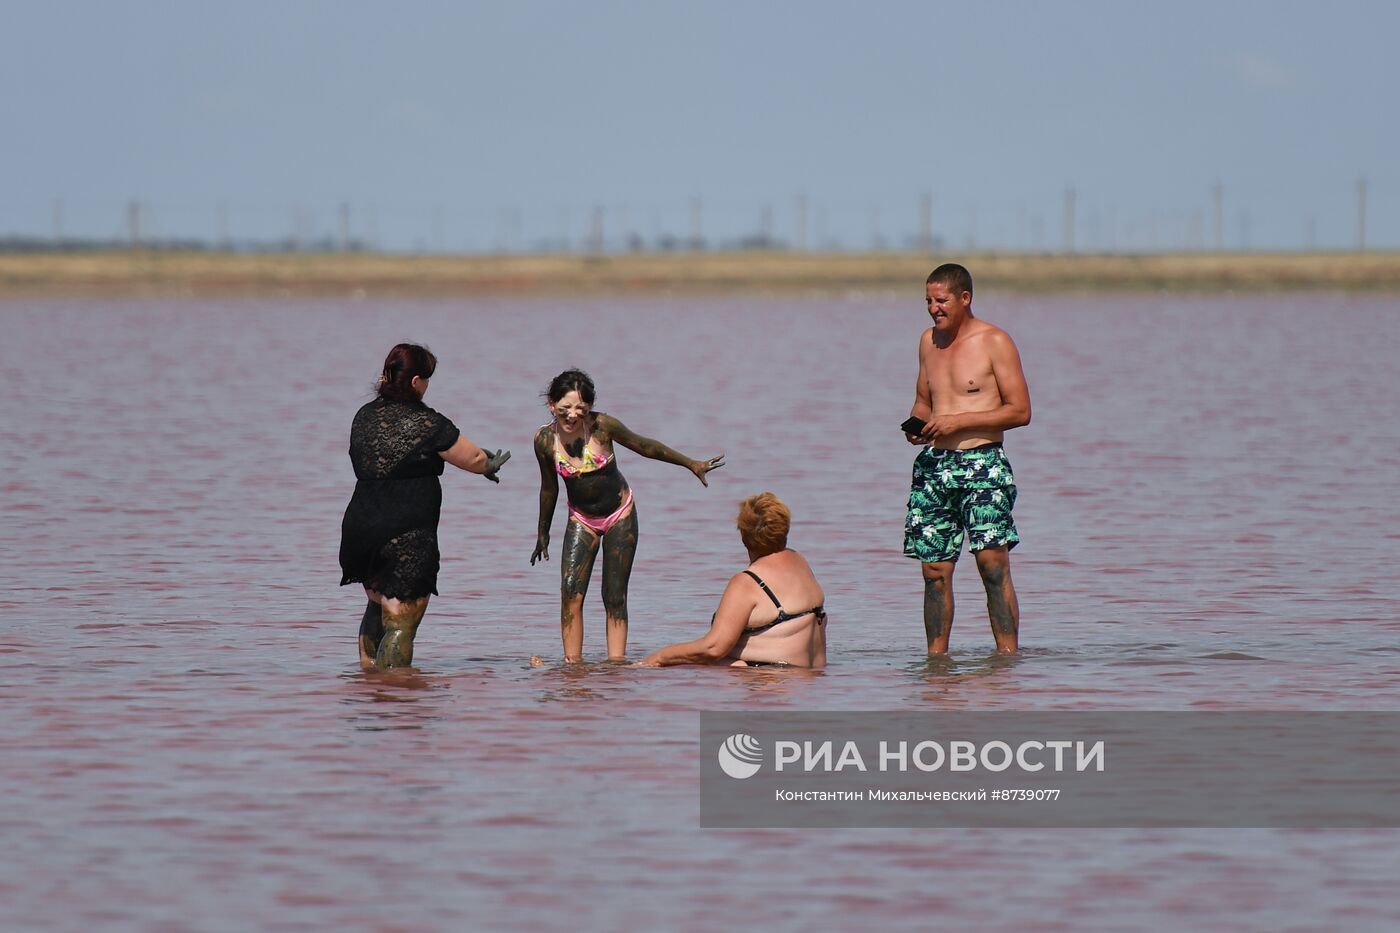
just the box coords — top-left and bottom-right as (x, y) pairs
(531, 369), (724, 662)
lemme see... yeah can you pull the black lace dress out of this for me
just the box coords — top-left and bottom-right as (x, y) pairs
(339, 398), (461, 600)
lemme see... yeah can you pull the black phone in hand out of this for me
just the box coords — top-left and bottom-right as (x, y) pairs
(900, 417), (928, 435)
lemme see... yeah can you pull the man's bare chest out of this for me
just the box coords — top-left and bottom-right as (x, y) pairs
(923, 343), (997, 399)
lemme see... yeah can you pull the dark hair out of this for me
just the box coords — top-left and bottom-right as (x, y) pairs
(737, 492), (791, 557)
(378, 343), (437, 403)
(926, 262), (974, 297)
(545, 368), (596, 405)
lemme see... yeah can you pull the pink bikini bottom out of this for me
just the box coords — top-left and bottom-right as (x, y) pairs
(569, 489), (634, 535)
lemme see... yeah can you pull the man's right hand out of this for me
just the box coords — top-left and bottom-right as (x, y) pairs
(530, 536), (549, 565)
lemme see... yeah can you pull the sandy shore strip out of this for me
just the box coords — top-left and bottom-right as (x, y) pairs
(3, 250), (1399, 297)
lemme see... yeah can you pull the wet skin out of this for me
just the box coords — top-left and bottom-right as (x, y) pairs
(560, 503), (638, 660)
(532, 411), (723, 661)
(357, 590), (430, 669)
(535, 419), (635, 660)
(376, 597), (428, 668)
(921, 547), (1018, 655)
(909, 280), (1031, 656)
(358, 600), (383, 663)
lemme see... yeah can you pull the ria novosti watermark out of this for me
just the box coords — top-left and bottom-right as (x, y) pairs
(719, 733), (1103, 778)
(700, 712), (1400, 828)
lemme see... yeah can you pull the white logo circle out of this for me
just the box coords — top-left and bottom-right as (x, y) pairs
(718, 733), (763, 779)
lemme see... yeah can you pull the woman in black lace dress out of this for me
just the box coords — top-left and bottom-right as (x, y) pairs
(340, 344), (510, 669)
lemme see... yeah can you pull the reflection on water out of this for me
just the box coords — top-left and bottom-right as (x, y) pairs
(914, 650), (1027, 678)
(3, 294), (1400, 929)
(341, 668), (449, 730)
(532, 660), (624, 704)
(910, 651), (1029, 706)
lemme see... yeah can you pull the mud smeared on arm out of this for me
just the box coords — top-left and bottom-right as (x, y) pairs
(598, 413), (724, 485)
(599, 414), (693, 466)
(532, 427), (559, 564)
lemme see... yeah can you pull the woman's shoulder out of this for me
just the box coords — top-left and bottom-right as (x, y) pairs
(785, 548), (816, 573)
(351, 397), (386, 424)
(397, 398), (450, 428)
(363, 395), (426, 412)
(365, 397), (450, 430)
(420, 401), (451, 422)
(593, 412), (626, 444)
(723, 568), (762, 601)
(751, 550), (821, 586)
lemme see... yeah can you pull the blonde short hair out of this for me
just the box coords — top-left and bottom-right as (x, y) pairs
(737, 492), (790, 556)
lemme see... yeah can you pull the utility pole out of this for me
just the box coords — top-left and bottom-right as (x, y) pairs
(796, 193), (808, 252)
(689, 196), (703, 251)
(1062, 187), (1075, 254)
(588, 205), (604, 255)
(919, 191), (933, 253)
(1212, 182), (1224, 250)
(1357, 176), (1368, 251)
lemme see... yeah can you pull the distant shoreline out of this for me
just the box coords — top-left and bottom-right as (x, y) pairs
(3, 250), (1399, 297)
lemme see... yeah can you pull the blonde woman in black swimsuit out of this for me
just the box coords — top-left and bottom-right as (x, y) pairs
(639, 492), (826, 669)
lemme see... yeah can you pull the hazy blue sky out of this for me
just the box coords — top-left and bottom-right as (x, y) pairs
(3, 0), (1395, 252)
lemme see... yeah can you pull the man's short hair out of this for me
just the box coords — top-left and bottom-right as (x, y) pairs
(926, 262), (973, 296)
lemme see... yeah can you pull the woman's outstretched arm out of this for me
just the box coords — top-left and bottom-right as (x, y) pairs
(638, 575), (755, 666)
(597, 414), (725, 486)
(441, 436), (511, 480)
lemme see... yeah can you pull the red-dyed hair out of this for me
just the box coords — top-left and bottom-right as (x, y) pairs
(378, 343), (437, 403)
(737, 492), (790, 556)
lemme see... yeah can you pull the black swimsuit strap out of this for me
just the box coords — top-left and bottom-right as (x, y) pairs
(742, 570), (823, 629)
(743, 570), (784, 610)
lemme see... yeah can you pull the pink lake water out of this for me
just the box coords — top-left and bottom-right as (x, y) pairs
(3, 292), (1400, 931)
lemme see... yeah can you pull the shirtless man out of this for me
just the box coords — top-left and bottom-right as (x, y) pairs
(904, 263), (1031, 655)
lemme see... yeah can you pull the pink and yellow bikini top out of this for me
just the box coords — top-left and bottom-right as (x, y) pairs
(553, 436), (612, 479)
